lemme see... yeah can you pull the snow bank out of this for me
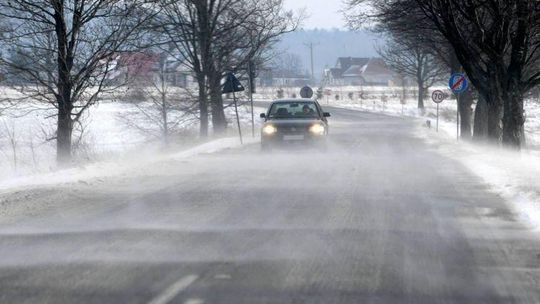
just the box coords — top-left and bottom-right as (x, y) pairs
(417, 126), (540, 230)
(0, 136), (259, 194)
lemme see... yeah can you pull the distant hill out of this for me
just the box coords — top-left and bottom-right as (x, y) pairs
(274, 29), (383, 80)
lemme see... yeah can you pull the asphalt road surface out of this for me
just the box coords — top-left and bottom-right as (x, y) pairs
(1, 107), (540, 303)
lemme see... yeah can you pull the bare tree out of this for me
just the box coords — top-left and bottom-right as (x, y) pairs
(0, 0), (156, 163)
(271, 52), (305, 80)
(121, 52), (199, 145)
(159, 0), (300, 136)
(413, 0), (540, 149)
(207, 0), (300, 134)
(377, 38), (443, 110)
(345, 0), (478, 140)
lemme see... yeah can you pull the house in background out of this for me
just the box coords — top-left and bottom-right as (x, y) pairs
(272, 73), (311, 87)
(255, 69), (311, 87)
(109, 52), (196, 88)
(324, 57), (397, 86)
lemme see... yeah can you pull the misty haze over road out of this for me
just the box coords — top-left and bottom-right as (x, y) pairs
(0, 107), (539, 303)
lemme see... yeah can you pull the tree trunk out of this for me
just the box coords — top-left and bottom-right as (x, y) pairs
(197, 77), (208, 138)
(502, 88), (525, 149)
(161, 92), (169, 146)
(210, 91), (227, 135)
(56, 105), (73, 164)
(448, 50), (474, 140)
(53, 1), (73, 164)
(473, 95), (489, 141)
(209, 73), (227, 135)
(485, 69), (507, 144)
(417, 77), (424, 110)
(500, 0), (528, 150)
(487, 101), (502, 143)
(458, 89), (473, 140)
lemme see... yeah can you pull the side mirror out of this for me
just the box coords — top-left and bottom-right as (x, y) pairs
(323, 112), (331, 117)
(260, 113), (266, 118)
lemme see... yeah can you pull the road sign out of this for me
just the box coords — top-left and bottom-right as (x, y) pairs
(431, 90), (446, 103)
(431, 90), (447, 133)
(222, 72), (245, 93)
(448, 73), (468, 94)
(448, 73), (467, 141)
(300, 86), (313, 98)
(221, 72), (244, 145)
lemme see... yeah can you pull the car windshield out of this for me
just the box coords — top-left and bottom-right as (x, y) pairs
(268, 102), (319, 119)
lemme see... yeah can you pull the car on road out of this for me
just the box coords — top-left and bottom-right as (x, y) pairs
(260, 99), (330, 150)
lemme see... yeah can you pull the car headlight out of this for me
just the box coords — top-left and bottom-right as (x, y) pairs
(309, 124), (325, 135)
(262, 124), (277, 135)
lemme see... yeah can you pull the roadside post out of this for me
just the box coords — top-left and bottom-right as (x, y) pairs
(300, 86), (314, 99)
(222, 72), (245, 144)
(448, 73), (469, 140)
(431, 90), (446, 132)
(324, 89), (332, 104)
(247, 61), (256, 138)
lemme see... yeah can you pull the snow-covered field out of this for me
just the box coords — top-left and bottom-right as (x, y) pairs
(0, 87), (263, 184)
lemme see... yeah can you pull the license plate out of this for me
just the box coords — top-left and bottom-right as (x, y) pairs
(283, 135), (304, 141)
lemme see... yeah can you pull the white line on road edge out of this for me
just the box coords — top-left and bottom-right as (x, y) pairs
(147, 275), (199, 304)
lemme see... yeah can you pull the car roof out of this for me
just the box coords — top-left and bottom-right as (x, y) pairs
(271, 98), (317, 104)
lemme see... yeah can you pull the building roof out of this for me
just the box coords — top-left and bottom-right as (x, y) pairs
(328, 68), (343, 78)
(342, 64), (367, 77)
(334, 57), (395, 78)
(363, 58), (393, 75)
(336, 57), (370, 70)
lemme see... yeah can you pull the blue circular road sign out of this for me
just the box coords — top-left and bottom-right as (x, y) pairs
(448, 73), (469, 94)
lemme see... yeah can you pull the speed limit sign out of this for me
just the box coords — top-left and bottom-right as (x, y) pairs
(431, 90), (446, 103)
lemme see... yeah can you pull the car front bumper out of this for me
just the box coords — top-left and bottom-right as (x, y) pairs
(261, 132), (327, 147)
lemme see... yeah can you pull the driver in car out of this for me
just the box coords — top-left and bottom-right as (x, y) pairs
(301, 104), (315, 116)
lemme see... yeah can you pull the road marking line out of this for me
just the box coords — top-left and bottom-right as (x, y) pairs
(213, 274), (231, 280)
(147, 274), (199, 304)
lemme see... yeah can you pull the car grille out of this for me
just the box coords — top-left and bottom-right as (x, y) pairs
(279, 125), (308, 134)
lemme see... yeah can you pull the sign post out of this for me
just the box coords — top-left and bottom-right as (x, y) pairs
(222, 72), (245, 144)
(247, 61), (255, 138)
(431, 90), (446, 132)
(448, 73), (469, 140)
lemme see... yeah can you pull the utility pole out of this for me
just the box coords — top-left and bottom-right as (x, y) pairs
(303, 42), (318, 83)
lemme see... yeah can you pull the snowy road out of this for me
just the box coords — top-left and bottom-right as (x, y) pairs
(1, 107), (540, 303)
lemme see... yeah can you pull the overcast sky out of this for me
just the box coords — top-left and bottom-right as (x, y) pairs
(284, 0), (347, 30)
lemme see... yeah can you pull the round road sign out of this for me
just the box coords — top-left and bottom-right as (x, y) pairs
(431, 90), (446, 104)
(300, 86), (313, 98)
(448, 73), (468, 94)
